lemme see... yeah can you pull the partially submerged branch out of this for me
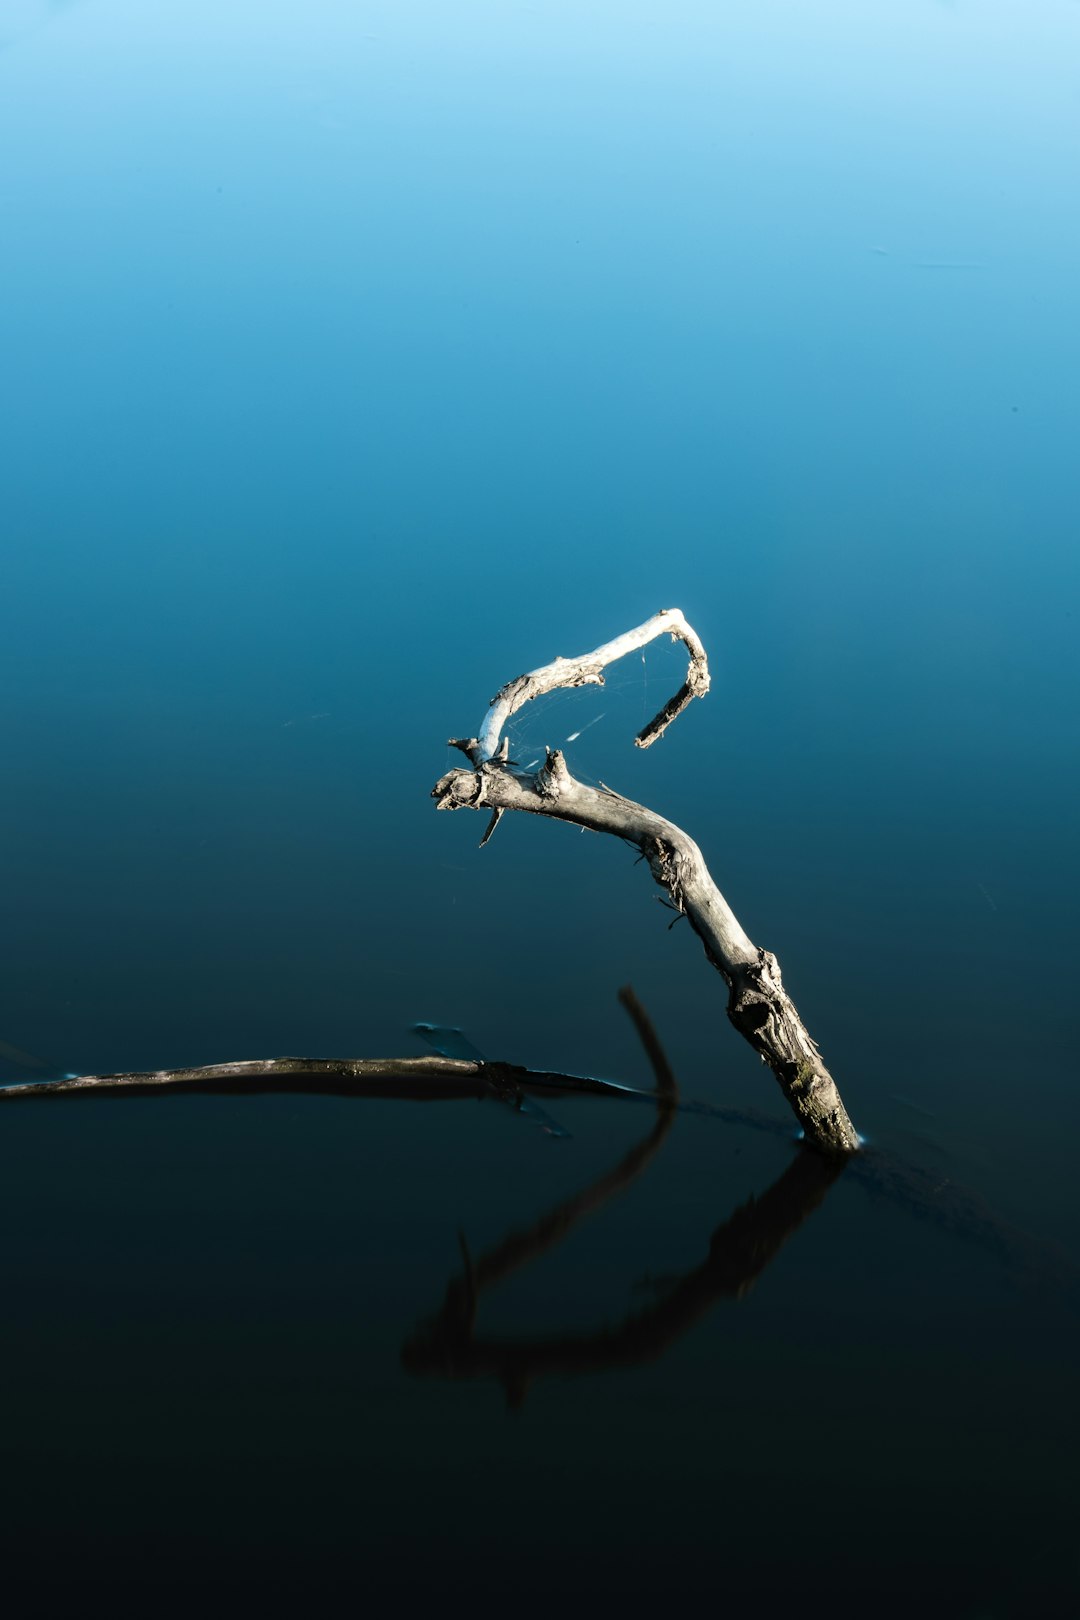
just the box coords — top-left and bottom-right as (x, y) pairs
(435, 611), (860, 1157)
(0, 1050), (757, 1129)
(0, 1056), (491, 1103)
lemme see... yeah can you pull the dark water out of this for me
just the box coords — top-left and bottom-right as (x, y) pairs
(2, 2), (1078, 1611)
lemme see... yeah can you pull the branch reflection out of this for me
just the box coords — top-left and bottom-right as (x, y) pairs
(402, 1091), (846, 1408)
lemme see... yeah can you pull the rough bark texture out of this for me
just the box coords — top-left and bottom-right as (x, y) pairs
(435, 611), (861, 1157)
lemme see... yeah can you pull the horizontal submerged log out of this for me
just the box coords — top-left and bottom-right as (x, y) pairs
(0, 1050), (788, 1137)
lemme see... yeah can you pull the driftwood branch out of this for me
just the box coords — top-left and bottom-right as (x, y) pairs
(434, 610), (861, 1157)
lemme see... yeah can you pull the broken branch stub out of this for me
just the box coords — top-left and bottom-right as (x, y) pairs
(434, 611), (860, 1157)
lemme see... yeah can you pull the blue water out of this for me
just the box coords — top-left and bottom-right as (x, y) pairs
(2, 2), (1079, 1611)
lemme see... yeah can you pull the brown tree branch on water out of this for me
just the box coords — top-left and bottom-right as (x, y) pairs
(433, 608), (860, 1156)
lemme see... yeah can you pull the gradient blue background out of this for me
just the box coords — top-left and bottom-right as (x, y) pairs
(2, 2), (1078, 1611)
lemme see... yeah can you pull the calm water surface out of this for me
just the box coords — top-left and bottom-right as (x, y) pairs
(2, 2), (1078, 1612)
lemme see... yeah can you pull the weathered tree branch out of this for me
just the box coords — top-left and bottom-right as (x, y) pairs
(434, 611), (861, 1157)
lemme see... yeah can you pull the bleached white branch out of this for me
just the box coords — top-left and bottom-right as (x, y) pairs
(468, 607), (710, 765)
